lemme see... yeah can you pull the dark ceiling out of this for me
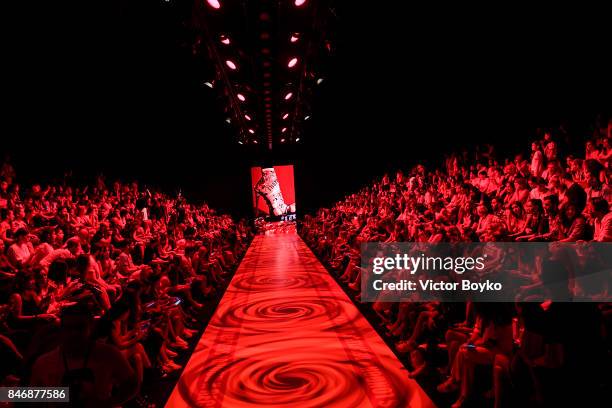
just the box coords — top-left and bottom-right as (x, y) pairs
(191, 0), (337, 149)
(2, 1), (611, 217)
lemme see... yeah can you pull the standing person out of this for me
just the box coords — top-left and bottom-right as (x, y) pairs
(530, 142), (544, 177)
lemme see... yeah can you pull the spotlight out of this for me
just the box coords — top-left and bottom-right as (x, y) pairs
(281, 127), (287, 133)
(316, 78), (324, 85)
(237, 93), (246, 101)
(304, 115), (310, 120)
(290, 34), (300, 43)
(295, 0), (307, 7)
(244, 114), (251, 121)
(253, 140), (258, 144)
(282, 113), (289, 120)
(288, 57), (298, 68)
(220, 35), (230, 45)
(207, 0), (221, 9)
(225, 118), (231, 124)
(284, 92), (293, 100)
(225, 60), (237, 70)
(296, 137), (301, 141)
(281, 138), (286, 142)
(238, 141), (243, 144)
(203, 81), (214, 88)
(248, 129), (255, 134)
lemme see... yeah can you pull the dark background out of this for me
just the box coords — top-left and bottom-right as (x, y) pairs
(2, 1), (611, 218)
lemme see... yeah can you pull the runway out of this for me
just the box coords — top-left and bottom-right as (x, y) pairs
(165, 228), (435, 408)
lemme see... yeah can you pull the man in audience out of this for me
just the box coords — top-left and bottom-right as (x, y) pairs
(0, 165), (251, 405)
(300, 118), (611, 408)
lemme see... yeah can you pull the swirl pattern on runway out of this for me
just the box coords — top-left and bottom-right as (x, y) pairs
(166, 230), (435, 408)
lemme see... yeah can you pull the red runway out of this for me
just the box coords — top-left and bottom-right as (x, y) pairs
(166, 229), (435, 408)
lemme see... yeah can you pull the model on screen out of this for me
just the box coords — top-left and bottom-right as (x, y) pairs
(254, 167), (296, 216)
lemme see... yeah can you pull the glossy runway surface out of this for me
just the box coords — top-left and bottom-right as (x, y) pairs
(166, 229), (435, 408)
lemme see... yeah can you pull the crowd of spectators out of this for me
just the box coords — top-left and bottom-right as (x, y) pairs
(0, 166), (252, 407)
(301, 118), (612, 408)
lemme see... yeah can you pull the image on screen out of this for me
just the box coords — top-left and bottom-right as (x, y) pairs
(251, 165), (296, 220)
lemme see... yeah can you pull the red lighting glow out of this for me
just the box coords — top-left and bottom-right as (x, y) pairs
(288, 57), (298, 68)
(295, 0), (307, 7)
(284, 92), (293, 100)
(225, 60), (237, 70)
(207, 0), (221, 9)
(237, 93), (246, 101)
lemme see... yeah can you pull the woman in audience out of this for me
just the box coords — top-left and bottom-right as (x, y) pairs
(300, 118), (611, 408)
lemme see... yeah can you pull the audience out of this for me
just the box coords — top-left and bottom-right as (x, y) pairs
(0, 171), (252, 406)
(301, 118), (612, 408)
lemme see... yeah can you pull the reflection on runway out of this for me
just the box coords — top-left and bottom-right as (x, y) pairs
(166, 229), (435, 408)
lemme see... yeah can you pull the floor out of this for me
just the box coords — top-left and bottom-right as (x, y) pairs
(165, 229), (435, 408)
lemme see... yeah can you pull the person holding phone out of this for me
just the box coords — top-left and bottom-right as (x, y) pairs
(437, 303), (514, 408)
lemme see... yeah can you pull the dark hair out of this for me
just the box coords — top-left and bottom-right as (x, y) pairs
(543, 194), (559, 206)
(75, 254), (90, 278)
(14, 228), (28, 240)
(39, 229), (52, 244)
(60, 303), (94, 323)
(590, 197), (608, 214)
(48, 260), (68, 284)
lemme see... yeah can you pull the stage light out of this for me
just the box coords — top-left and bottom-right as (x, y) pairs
(237, 93), (246, 101)
(207, 0), (221, 9)
(203, 81), (214, 88)
(248, 129), (255, 134)
(296, 137), (301, 141)
(244, 114), (251, 120)
(253, 140), (258, 144)
(281, 138), (286, 142)
(282, 113), (289, 120)
(290, 34), (299, 43)
(304, 115), (310, 120)
(220, 35), (230, 45)
(225, 118), (231, 123)
(288, 57), (298, 68)
(281, 127), (287, 133)
(295, 0), (307, 7)
(238, 141), (243, 144)
(225, 60), (237, 70)
(284, 92), (293, 100)
(317, 78), (324, 85)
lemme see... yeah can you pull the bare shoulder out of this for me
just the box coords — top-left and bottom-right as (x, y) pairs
(33, 347), (61, 366)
